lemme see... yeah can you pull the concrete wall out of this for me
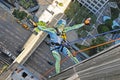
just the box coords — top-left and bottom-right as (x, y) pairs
(49, 43), (120, 80)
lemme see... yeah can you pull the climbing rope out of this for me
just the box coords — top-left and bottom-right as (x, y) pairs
(69, 28), (120, 44)
(42, 37), (120, 78)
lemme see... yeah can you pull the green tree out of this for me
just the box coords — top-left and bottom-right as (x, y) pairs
(112, 26), (120, 34)
(19, 0), (35, 9)
(75, 43), (90, 55)
(97, 24), (110, 34)
(12, 9), (27, 20)
(65, 1), (82, 20)
(111, 7), (120, 20)
(19, 11), (27, 20)
(89, 36), (110, 56)
(104, 19), (113, 30)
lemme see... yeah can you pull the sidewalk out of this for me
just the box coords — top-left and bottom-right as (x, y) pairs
(38, 0), (71, 23)
(24, 0), (71, 48)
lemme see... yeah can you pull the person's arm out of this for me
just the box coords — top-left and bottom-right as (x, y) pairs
(64, 18), (91, 32)
(64, 23), (85, 32)
(33, 20), (55, 33)
(36, 25), (55, 34)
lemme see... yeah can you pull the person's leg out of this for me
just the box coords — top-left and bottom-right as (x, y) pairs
(52, 50), (61, 74)
(62, 47), (79, 64)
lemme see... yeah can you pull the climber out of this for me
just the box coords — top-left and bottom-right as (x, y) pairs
(34, 18), (91, 74)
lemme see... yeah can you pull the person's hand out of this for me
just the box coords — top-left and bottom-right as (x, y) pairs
(84, 18), (91, 25)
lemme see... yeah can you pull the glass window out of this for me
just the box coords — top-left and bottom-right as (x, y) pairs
(97, 3), (102, 7)
(100, 0), (105, 4)
(93, 1), (97, 4)
(87, 0), (91, 3)
(22, 72), (28, 78)
(81, 0), (85, 3)
(95, 6), (99, 10)
(91, 3), (95, 7)
(92, 9), (96, 13)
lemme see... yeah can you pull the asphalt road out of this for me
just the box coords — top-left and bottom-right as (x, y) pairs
(0, 6), (31, 57)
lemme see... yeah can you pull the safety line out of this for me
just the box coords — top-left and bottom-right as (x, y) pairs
(73, 38), (120, 56)
(70, 28), (120, 44)
(42, 37), (120, 78)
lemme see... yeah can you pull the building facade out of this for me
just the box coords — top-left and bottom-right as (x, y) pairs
(78, 0), (109, 14)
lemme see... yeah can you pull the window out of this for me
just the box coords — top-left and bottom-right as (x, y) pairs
(91, 3), (95, 7)
(100, 0), (105, 4)
(93, 1), (97, 4)
(95, 6), (99, 10)
(22, 72), (28, 78)
(92, 9), (96, 13)
(97, 3), (102, 7)
(87, 0), (91, 3)
(81, 0), (85, 4)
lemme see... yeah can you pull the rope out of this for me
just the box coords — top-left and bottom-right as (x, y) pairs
(42, 37), (120, 77)
(73, 38), (120, 56)
(69, 28), (120, 44)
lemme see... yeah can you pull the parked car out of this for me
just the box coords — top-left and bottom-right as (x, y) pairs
(1, 47), (16, 60)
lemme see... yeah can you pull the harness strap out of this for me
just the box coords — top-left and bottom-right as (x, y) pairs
(51, 44), (64, 52)
(54, 27), (61, 36)
(51, 46), (60, 51)
(51, 42), (60, 46)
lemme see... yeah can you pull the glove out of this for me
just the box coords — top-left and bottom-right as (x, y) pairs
(84, 18), (91, 25)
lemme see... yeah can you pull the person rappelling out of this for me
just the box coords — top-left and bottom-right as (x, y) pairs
(34, 18), (91, 74)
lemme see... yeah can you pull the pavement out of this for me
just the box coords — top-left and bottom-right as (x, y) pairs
(49, 44), (120, 80)
(37, 0), (71, 23)
(0, 6), (31, 57)
(35, 0), (53, 18)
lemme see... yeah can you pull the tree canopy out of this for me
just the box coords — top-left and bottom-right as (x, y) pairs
(110, 7), (120, 20)
(97, 24), (110, 34)
(89, 36), (110, 56)
(12, 9), (27, 20)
